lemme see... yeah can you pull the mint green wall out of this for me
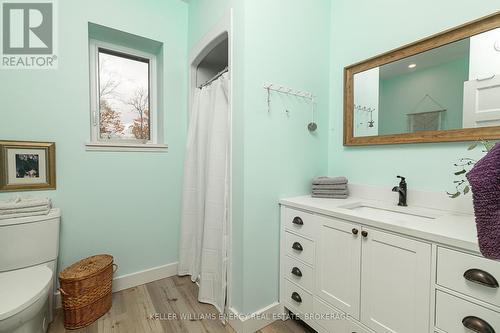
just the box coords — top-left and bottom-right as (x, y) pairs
(241, 0), (330, 314)
(187, 0), (233, 49)
(379, 57), (469, 135)
(0, 0), (188, 276)
(329, 1), (500, 191)
(188, 0), (330, 315)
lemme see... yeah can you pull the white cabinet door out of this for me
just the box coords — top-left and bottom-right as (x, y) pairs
(316, 216), (362, 319)
(360, 228), (431, 333)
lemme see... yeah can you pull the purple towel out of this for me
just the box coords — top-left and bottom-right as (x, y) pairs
(466, 142), (500, 260)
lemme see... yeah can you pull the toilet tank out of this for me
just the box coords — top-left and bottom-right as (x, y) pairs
(0, 209), (60, 272)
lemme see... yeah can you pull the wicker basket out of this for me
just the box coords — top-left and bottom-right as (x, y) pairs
(59, 254), (116, 330)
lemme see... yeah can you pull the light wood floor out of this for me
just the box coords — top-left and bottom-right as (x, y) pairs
(48, 276), (316, 333)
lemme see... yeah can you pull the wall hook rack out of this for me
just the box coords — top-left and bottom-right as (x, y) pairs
(263, 83), (314, 101)
(263, 83), (317, 132)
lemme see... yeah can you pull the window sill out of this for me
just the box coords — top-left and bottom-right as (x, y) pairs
(85, 142), (168, 152)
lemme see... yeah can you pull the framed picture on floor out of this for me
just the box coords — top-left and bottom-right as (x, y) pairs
(0, 141), (56, 192)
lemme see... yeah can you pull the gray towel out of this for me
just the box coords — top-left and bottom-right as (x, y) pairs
(312, 189), (349, 195)
(312, 194), (349, 199)
(312, 176), (348, 185)
(312, 184), (348, 191)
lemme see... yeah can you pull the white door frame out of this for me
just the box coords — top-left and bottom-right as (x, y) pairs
(188, 9), (234, 312)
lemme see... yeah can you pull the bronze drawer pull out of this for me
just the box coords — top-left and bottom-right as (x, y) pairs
(292, 217), (304, 225)
(464, 269), (499, 288)
(462, 316), (496, 333)
(291, 267), (302, 277)
(291, 292), (302, 303)
(292, 242), (303, 252)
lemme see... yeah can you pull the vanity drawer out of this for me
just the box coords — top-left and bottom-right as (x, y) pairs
(283, 279), (313, 315)
(313, 297), (348, 332)
(284, 256), (314, 291)
(435, 290), (500, 333)
(285, 231), (315, 265)
(283, 207), (316, 238)
(437, 247), (500, 307)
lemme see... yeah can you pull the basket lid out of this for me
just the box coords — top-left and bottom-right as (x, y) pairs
(59, 254), (113, 280)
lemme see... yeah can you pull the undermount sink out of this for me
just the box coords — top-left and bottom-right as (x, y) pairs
(339, 202), (439, 223)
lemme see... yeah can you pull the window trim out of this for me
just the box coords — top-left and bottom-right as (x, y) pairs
(87, 39), (164, 151)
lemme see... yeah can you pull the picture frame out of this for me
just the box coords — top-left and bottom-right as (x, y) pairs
(0, 140), (56, 192)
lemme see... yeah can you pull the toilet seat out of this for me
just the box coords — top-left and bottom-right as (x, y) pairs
(0, 265), (52, 321)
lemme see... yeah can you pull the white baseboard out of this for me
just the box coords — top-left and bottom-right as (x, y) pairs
(228, 302), (283, 333)
(111, 262), (178, 292)
(55, 262), (178, 308)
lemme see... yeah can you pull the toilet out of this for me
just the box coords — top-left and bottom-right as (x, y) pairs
(0, 210), (61, 333)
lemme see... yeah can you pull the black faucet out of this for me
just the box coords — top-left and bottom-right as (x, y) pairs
(392, 176), (408, 206)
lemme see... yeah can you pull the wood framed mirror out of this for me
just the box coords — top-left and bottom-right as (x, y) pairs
(344, 12), (500, 146)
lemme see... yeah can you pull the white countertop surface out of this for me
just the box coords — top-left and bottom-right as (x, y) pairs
(280, 195), (480, 253)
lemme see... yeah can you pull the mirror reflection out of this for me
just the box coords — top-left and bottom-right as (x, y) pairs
(353, 27), (500, 137)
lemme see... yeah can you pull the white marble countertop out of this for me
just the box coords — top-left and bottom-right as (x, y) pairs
(280, 195), (480, 253)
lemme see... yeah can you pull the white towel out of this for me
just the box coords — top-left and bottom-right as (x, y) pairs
(0, 206), (51, 215)
(0, 196), (51, 210)
(0, 209), (51, 220)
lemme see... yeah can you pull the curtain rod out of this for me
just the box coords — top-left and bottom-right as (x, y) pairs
(198, 66), (229, 88)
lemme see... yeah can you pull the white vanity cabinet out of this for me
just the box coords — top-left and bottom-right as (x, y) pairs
(280, 201), (500, 333)
(280, 206), (432, 333)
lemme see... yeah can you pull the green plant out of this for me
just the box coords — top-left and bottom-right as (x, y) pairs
(447, 140), (495, 198)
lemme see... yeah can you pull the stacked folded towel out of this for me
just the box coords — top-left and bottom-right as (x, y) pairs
(312, 176), (349, 199)
(0, 196), (52, 220)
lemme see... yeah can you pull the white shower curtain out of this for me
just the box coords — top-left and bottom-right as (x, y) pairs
(178, 73), (230, 315)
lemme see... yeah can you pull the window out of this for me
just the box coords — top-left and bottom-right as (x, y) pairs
(88, 40), (164, 151)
